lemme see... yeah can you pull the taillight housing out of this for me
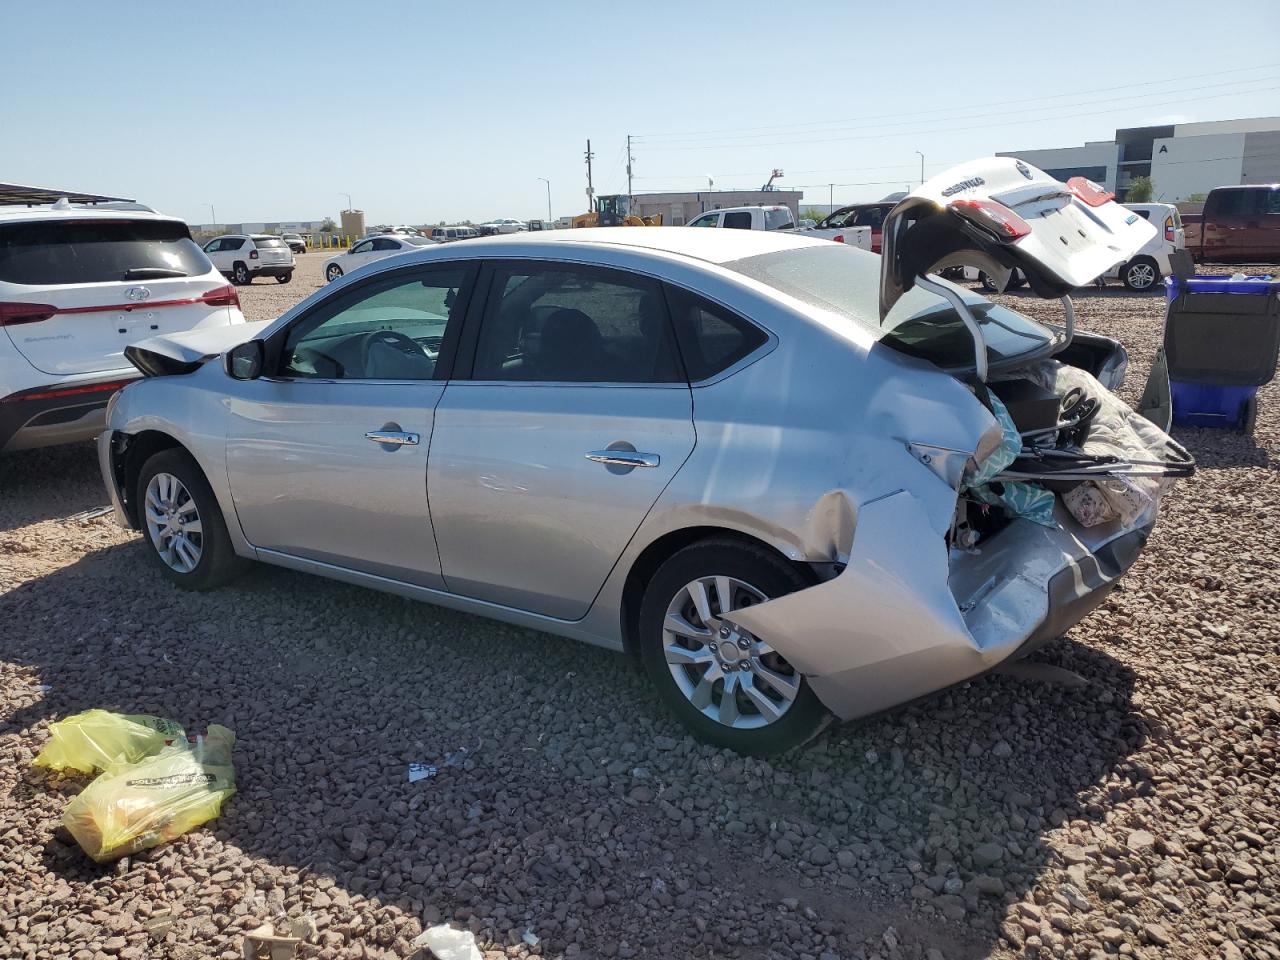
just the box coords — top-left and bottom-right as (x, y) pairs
(832, 234), (844, 244)
(1066, 176), (1114, 208)
(1164, 215), (1175, 243)
(199, 284), (241, 309)
(949, 198), (1032, 241)
(249, 249), (259, 260)
(0, 301), (57, 326)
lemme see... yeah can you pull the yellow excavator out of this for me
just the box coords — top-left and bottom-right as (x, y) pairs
(571, 194), (663, 228)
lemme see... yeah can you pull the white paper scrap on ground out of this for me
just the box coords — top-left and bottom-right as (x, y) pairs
(407, 763), (438, 783)
(411, 925), (482, 960)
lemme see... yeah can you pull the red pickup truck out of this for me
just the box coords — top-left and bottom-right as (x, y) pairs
(1182, 184), (1280, 263)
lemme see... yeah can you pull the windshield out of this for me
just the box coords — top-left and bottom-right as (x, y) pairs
(765, 208), (795, 230)
(0, 218), (211, 285)
(725, 244), (1055, 370)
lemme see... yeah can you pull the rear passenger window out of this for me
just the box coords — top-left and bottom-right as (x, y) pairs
(471, 264), (683, 383)
(665, 285), (768, 381)
(722, 212), (753, 230)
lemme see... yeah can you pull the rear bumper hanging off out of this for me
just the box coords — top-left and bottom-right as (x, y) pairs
(727, 490), (1150, 721)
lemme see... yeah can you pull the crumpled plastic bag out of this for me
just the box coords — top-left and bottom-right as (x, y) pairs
(33, 709), (185, 775)
(412, 926), (482, 960)
(62, 724), (236, 862)
(965, 393), (1058, 527)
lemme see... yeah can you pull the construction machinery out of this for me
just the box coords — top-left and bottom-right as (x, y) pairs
(571, 194), (663, 228)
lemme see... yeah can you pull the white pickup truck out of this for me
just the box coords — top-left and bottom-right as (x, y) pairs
(686, 205), (872, 249)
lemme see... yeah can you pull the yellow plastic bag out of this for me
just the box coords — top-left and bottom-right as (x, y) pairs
(62, 724), (236, 862)
(33, 709), (185, 775)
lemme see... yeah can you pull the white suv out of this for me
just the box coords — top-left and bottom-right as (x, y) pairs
(203, 234), (295, 285)
(0, 202), (246, 454)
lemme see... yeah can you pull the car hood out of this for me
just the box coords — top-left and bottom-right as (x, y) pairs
(123, 319), (272, 377)
(880, 157), (1157, 318)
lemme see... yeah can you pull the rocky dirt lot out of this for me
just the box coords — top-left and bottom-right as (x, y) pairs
(2, 253), (1277, 960)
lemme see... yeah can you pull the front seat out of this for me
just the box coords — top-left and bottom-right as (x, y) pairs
(535, 308), (612, 381)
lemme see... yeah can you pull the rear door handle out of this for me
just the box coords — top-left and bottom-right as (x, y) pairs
(366, 430), (419, 446)
(586, 450), (660, 468)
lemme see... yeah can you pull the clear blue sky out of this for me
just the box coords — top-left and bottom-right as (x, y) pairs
(3, 0), (1278, 226)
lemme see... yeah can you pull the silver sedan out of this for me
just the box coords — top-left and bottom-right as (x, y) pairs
(100, 159), (1190, 754)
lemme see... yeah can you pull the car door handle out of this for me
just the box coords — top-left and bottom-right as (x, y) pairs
(586, 450), (660, 468)
(366, 430), (419, 446)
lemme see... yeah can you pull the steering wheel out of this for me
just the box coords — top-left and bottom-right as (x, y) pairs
(361, 329), (428, 375)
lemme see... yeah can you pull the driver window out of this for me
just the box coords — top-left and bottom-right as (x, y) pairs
(282, 267), (470, 381)
(351, 240), (373, 254)
(689, 214), (718, 228)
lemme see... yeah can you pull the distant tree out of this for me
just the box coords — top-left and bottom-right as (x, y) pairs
(1127, 176), (1155, 203)
(1186, 192), (1208, 203)
(320, 217), (336, 233)
(801, 207), (828, 223)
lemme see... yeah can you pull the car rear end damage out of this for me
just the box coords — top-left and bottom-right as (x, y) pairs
(727, 156), (1193, 722)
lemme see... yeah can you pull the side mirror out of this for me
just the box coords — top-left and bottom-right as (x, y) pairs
(226, 340), (265, 380)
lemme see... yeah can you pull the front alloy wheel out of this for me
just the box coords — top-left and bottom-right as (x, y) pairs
(136, 448), (247, 590)
(663, 576), (801, 728)
(326, 264), (343, 282)
(144, 472), (202, 573)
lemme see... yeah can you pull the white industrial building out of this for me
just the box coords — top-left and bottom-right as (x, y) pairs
(1000, 116), (1280, 201)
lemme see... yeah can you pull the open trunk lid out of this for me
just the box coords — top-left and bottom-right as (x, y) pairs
(879, 157), (1156, 319)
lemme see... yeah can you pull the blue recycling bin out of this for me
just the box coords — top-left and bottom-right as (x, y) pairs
(1162, 274), (1279, 433)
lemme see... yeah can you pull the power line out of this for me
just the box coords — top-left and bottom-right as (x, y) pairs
(639, 84), (1280, 153)
(633, 62), (1280, 141)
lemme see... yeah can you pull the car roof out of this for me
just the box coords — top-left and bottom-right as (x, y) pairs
(388, 226), (829, 265)
(0, 204), (181, 225)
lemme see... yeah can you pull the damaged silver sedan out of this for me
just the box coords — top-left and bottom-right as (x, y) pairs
(99, 158), (1191, 754)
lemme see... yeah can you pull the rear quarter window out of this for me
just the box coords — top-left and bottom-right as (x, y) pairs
(0, 219), (211, 285)
(664, 284), (768, 381)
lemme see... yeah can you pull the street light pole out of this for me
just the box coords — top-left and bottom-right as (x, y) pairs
(914, 151), (925, 185)
(537, 178), (551, 224)
(340, 192), (352, 211)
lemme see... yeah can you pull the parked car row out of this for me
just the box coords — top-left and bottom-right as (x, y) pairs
(687, 205), (873, 250)
(1183, 184), (1280, 263)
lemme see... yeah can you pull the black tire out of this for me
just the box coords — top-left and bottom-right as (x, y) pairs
(1005, 272), (1026, 290)
(276, 272), (292, 284)
(1122, 256), (1160, 291)
(232, 262), (251, 286)
(978, 271), (999, 292)
(638, 537), (829, 756)
(136, 448), (247, 591)
(1242, 396), (1258, 435)
(326, 264), (343, 283)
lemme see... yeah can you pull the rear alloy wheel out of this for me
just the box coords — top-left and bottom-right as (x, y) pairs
(326, 264), (343, 282)
(137, 448), (246, 590)
(233, 262), (251, 285)
(639, 538), (829, 755)
(276, 272), (292, 284)
(1122, 257), (1160, 291)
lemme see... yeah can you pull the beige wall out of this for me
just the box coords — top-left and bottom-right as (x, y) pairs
(340, 209), (366, 239)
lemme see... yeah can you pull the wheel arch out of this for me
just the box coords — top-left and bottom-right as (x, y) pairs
(618, 525), (817, 656)
(115, 429), (187, 528)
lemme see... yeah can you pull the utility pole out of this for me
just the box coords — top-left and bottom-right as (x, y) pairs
(205, 203), (216, 231)
(828, 184), (833, 211)
(915, 151), (925, 185)
(584, 139), (595, 211)
(626, 134), (634, 198)
(537, 178), (551, 223)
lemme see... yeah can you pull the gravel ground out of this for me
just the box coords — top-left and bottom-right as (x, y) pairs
(2, 253), (1278, 960)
